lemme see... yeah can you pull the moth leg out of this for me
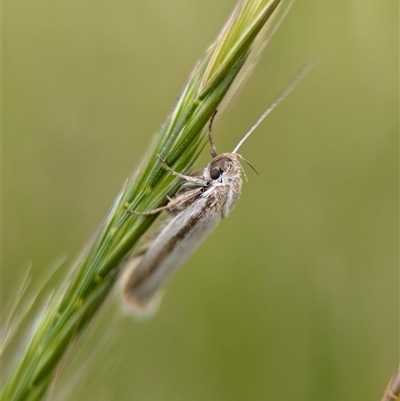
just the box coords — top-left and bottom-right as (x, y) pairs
(127, 204), (174, 216)
(127, 187), (203, 216)
(165, 187), (204, 212)
(157, 155), (208, 186)
(208, 110), (218, 158)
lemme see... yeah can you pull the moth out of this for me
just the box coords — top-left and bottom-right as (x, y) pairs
(122, 66), (312, 314)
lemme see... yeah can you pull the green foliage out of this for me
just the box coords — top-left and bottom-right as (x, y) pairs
(1, 1), (284, 400)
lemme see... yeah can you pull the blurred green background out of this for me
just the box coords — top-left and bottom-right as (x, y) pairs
(2, 1), (398, 400)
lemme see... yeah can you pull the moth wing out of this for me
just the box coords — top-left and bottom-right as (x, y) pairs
(122, 194), (222, 315)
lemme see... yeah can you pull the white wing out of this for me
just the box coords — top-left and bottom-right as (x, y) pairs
(122, 192), (223, 313)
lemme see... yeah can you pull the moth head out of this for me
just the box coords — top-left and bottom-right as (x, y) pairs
(207, 153), (249, 182)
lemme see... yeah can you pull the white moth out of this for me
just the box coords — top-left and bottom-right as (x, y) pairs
(122, 66), (312, 314)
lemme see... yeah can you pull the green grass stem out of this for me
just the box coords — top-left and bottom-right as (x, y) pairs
(1, 1), (284, 399)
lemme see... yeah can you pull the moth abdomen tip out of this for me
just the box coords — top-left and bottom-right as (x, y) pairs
(119, 256), (163, 319)
(121, 290), (163, 319)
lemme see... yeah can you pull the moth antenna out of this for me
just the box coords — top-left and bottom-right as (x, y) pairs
(236, 154), (259, 176)
(232, 62), (316, 154)
(208, 110), (218, 158)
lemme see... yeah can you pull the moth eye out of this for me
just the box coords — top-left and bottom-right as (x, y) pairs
(210, 167), (222, 180)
